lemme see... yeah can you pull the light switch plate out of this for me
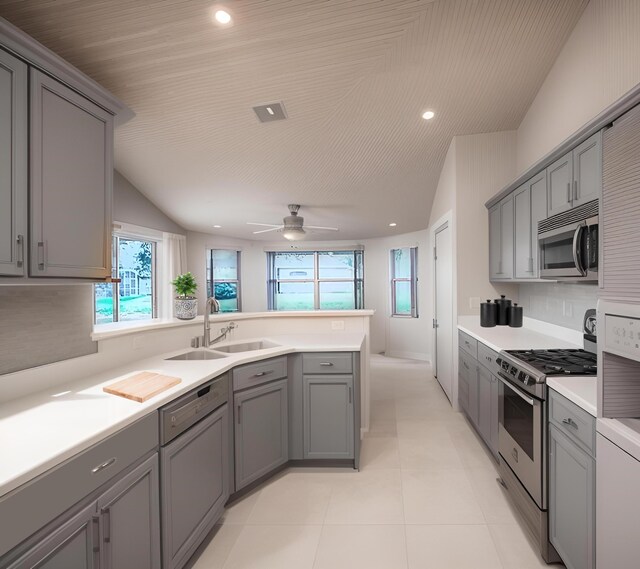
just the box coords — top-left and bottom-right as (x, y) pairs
(331, 320), (345, 331)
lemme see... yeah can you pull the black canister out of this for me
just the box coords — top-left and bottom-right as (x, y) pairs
(508, 303), (523, 328)
(480, 300), (497, 327)
(495, 295), (511, 326)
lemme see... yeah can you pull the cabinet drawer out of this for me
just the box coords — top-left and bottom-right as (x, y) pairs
(0, 412), (158, 557)
(233, 356), (287, 391)
(549, 389), (596, 455)
(459, 331), (478, 359)
(303, 353), (353, 374)
(477, 342), (499, 375)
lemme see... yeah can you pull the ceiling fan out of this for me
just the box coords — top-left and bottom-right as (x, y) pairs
(247, 204), (339, 241)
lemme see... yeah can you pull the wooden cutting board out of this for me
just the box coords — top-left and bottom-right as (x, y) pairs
(103, 371), (181, 403)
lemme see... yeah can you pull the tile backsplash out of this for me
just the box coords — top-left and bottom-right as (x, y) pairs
(518, 283), (598, 332)
(0, 285), (97, 375)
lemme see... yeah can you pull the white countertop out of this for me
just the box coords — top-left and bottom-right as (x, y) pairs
(0, 333), (364, 498)
(458, 315), (582, 353)
(547, 377), (597, 416)
(597, 418), (640, 462)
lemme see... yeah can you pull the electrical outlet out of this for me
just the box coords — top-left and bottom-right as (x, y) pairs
(469, 297), (481, 309)
(331, 320), (345, 331)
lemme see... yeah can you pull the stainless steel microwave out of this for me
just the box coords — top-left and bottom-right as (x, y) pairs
(538, 200), (598, 282)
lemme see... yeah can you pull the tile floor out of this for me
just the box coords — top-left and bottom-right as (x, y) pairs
(190, 354), (560, 569)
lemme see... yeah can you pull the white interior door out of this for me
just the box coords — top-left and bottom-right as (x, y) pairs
(434, 223), (453, 403)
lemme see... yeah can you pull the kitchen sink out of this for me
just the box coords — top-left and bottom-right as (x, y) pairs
(212, 340), (281, 353)
(165, 350), (228, 361)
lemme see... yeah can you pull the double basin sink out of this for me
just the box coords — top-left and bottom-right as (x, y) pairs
(165, 340), (281, 361)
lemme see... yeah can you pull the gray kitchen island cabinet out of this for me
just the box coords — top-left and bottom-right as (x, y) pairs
(6, 454), (160, 569)
(29, 70), (113, 279)
(234, 379), (288, 491)
(0, 49), (28, 277)
(303, 375), (354, 459)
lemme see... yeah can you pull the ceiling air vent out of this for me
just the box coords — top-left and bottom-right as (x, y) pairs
(252, 101), (287, 123)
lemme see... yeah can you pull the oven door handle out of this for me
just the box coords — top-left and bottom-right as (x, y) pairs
(572, 222), (586, 276)
(496, 373), (536, 406)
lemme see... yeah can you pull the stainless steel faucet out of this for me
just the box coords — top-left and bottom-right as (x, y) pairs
(203, 297), (236, 347)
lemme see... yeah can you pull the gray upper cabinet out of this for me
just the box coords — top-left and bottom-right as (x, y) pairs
(6, 503), (99, 569)
(97, 454), (160, 569)
(0, 49), (27, 277)
(303, 375), (354, 459)
(549, 424), (595, 569)
(234, 379), (288, 490)
(514, 171), (547, 279)
(488, 195), (514, 281)
(572, 131), (602, 208)
(547, 152), (573, 217)
(547, 131), (601, 218)
(30, 70), (113, 279)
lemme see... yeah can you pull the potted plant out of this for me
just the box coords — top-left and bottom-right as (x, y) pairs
(171, 272), (198, 320)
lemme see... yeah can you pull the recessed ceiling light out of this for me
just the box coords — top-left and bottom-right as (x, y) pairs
(266, 107), (275, 116)
(214, 10), (232, 24)
(213, 225), (222, 228)
(389, 222), (397, 227)
(422, 110), (435, 120)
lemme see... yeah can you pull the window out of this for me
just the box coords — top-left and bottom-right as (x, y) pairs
(206, 249), (241, 312)
(391, 247), (418, 317)
(95, 235), (157, 324)
(267, 250), (364, 311)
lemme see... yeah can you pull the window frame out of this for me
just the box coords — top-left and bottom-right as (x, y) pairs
(390, 246), (418, 318)
(267, 250), (364, 311)
(206, 249), (242, 313)
(94, 230), (159, 324)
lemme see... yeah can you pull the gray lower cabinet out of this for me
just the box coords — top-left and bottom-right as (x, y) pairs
(96, 454), (160, 569)
(6, 454), (160, 569)
(161, 404), (229, 569)
(549, 424), (595, 569)
(234, 379), (288, 490)
(0, 49), (28, 277)
(6, 503), (99, 569)
(29, 69), (113, 279)
(303, 375), (354, 459)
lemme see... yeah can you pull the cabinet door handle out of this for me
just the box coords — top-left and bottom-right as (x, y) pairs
(37, 241), (46, 270)
(528, 257), (533, 273)
(254, 370), (273, 377)
(91, 457), (116, 474)
(566, 182), (571, 203)
(562, 417), (578, 429)
(462, 361), (469, 370)
(102, 507), (111, 544)
(16, 235), (24, 267)
(348, 386), (352, 404)
(237, 402), (242, 424)
(319, 362), (334, 367)
(511, 448), (519, 463)
(573, 179), (578, 201)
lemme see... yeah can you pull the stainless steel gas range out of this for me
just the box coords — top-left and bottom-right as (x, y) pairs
(495, 348), (596, 563)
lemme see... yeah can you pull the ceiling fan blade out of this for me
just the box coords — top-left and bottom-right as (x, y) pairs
(247, 222), (281, 227)
(305, 225), (339, 231)
(252, 226), (283, 234)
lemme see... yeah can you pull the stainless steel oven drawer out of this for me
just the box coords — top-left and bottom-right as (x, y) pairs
(459, 330), (478, 359)
(233, 356), (287, 391)
(549, 389), (596, 455)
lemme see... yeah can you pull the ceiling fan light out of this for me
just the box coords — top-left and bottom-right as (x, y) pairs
(282, 227), (306, 241)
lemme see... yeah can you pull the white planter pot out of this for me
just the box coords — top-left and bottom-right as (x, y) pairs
(174, 297), (198, 320)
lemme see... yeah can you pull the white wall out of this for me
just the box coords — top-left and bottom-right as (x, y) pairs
(517, 0), (640, 173)
(363, 230), (430, 361)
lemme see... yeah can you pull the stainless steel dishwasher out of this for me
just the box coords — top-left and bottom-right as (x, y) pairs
(159, 373), (230, 569)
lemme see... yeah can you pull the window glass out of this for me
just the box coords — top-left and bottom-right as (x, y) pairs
(94, 237), (155, 324)
(268, 250), (364, 310)
(207, 249), (241, 312)
(390, 247), (418, 317)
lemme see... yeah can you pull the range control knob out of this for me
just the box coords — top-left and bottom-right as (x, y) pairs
(496, 357), (502, 366)
(523, 374), (532, 385)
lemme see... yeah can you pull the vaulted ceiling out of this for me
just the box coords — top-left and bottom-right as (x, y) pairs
(0, 0), (588, 240)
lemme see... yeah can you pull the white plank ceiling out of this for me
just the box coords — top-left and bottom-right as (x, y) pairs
(0, 0), (588, 240)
